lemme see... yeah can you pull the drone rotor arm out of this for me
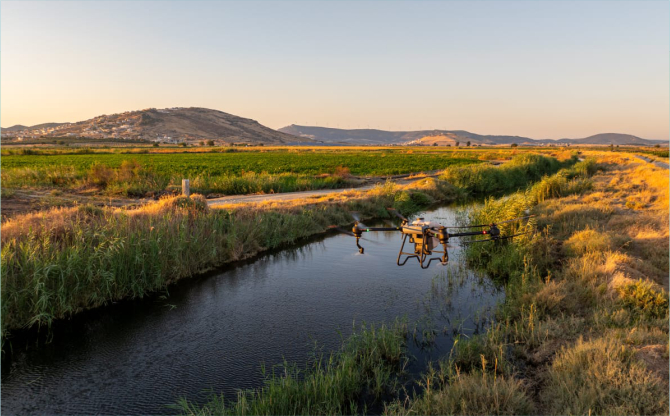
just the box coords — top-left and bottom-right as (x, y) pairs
(462, 231), (534, 245)
(355, 226), (403, 232)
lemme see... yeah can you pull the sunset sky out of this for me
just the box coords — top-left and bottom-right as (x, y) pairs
(1, 1), (668, 140)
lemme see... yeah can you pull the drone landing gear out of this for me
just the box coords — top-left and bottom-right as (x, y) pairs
(396, 233), (449, 269)
(356, 237), (364, 254)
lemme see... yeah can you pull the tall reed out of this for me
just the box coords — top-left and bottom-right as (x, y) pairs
(440, 153), (579, 196)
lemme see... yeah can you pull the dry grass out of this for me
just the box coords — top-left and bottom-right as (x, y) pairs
(401, 152), (669, 415)
(386, 371), (533, 415)
(541, 337), (667, 415)
(514, 153), (668, 413)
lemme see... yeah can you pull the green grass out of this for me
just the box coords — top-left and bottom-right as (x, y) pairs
(1, 150), (480, 177)
(1, 150), (482, 197)
(637, 149), (669, 159)
(440, 153), (580, 196)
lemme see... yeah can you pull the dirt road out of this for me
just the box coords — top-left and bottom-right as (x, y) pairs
(207, 173), (440, 207)
(634, 155), (669, 170)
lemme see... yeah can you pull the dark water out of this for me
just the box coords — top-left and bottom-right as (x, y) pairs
(1, 206), (503, 415)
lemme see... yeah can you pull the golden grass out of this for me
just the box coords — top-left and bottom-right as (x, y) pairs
(401, 151), (669, 415)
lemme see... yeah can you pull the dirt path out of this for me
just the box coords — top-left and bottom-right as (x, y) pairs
(634, 155), (669, 170)
(207, 173), (440, 207)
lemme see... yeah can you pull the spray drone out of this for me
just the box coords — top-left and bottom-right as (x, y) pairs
(330, 209), (533, 269)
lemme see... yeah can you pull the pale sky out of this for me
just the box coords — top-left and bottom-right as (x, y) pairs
(1, 1), (668, 140)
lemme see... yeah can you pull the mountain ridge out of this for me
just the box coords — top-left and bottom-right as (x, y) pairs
(278, 125), (667, 146)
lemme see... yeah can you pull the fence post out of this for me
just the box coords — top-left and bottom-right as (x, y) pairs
(182, 179), (190, 197)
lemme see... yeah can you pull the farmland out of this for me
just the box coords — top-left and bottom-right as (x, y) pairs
(1, 148), (484, 177)
(0, 147), (495, 217)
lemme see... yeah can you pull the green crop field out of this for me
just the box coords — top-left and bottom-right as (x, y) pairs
(1, 149), (480, 177)
(0, 148), (487, 200)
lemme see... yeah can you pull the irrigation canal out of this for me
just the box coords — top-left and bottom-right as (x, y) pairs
(1, 205), (503, 415)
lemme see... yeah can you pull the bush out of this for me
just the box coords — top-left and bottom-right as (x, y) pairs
(617, 280), (669, 320)
(87, 162), (114, 187)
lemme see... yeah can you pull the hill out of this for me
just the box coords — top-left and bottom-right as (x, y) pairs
(279, 125), (666, 146)
(278, 125), (537, 146)
(545, 133), (664, 146)
(277, 125), (407, 145)
(3, 108), (312, 145)
(3, 125), (30, 132)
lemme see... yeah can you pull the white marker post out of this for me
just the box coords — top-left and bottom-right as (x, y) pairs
(182, 179), (190, 197)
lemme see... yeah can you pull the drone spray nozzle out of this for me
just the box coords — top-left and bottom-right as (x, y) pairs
(488, 224), (501, 238)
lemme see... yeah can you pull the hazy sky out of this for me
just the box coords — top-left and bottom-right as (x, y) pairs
(2, 1), (668, 139)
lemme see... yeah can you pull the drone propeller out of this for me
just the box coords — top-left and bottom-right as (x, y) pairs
(327, 225), (384, 245)
(447, 215), (535, 229)
(350, 211), (368, 228)
(327, 225), (356, 237)
(386, 208), (408, 223)
(382, 219), (396, 228)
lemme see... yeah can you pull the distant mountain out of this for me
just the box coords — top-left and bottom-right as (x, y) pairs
(278, 125), (408, 145)
(543, 133), (664, 146)
(278, 125), (537, 146)
(3, 108), (312, 145)
(3, 125), (29, 132)
(2, 123), (66, 132)
(279, 125), (666, 146)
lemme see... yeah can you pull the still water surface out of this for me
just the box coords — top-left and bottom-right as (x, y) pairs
(1, 205), (503, 415)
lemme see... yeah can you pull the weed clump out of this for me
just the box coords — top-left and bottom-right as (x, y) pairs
(542, 337), (668, 415)
(617, 280), (669, 320)
(564, 228), (612, 256)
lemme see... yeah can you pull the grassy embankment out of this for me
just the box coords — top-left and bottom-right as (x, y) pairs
(0, 153), (568, 343)
(386, 153), (669, 415)
(178, 153), (668, 415)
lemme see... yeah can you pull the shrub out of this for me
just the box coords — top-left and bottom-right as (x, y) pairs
(87, 162), (114, 187)
(617, 280), (669, 320)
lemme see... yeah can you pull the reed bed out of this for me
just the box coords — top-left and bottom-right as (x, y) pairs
(440, 153), (579, 196)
